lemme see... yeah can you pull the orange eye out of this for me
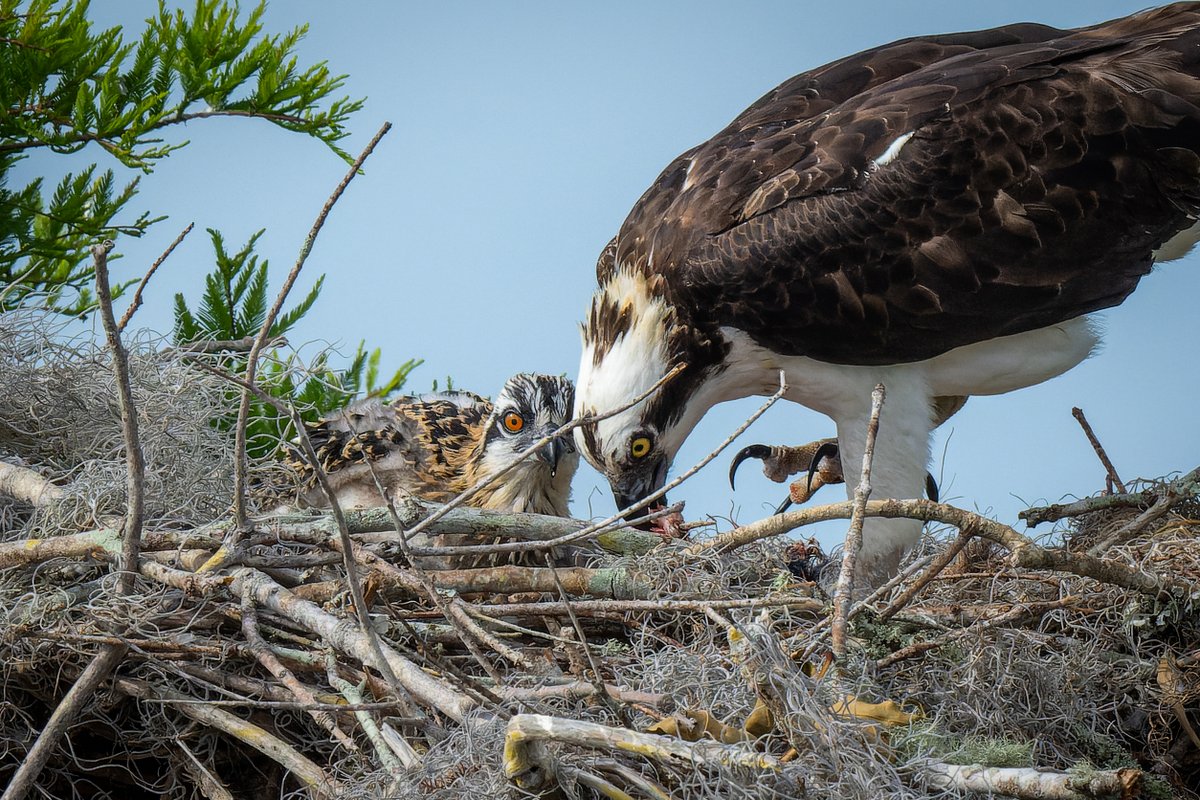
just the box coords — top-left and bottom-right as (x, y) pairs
(502, 411), (524, 433)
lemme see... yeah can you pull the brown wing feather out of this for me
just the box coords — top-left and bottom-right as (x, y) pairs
(289, 391), (492, 505)
(618, 4), (1200, 365)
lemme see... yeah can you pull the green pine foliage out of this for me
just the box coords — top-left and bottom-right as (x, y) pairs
(0, 0), (363, 315)
(173, 229), (422, 459)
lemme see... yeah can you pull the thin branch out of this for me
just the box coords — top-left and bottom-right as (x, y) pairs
(240, 596), (356, 752)
(93, 240), (144, 594)
(231, 122), (392, 530)
(831, 382), (885, 660)
(228, 568), (477, 723)
(4, 240), (152, 800)
(544, 552), (626, 722)
(175, 334), (287, 354)
(877, 533), (974, 622)
(116, 222), (194, 332)
(1071, 407), (1127, 494)
(324, 653), (406, 781)
(876, 596), (1083, 669)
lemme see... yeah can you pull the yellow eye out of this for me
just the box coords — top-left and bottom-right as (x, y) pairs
(502, 411), (524, 433)
(630, 436), (652, 459)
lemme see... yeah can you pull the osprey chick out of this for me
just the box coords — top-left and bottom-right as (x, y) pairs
(575, 4), (1200, 585)
(291, 373), (578, 517)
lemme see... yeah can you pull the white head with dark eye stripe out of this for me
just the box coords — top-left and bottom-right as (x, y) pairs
(469, 373), (579, 516)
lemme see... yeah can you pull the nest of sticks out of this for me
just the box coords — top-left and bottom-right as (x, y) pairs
(1, 309), (1198, 800)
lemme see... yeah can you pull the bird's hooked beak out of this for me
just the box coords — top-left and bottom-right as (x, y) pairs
(610, 456), (668, 524)
(536, 435), (572, 478)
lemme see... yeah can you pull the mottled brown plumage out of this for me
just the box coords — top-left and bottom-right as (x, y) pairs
(604, 4), (1200, 372)
(576, 4), (1200, 586)
(288, 374), (578, 517)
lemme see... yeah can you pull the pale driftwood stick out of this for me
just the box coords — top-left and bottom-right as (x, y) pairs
(1020, 465), (1199, 526)
(831, 382), (885, 660)
(0, 528), (122, 569)
(499, 682), (669, 709)
(693, 498), (1193, 598)
(1086, 492), (1178, 556)
(413, 565), (649, 599)
(116, 222), (194, 332)
(229, 567), (478, 722)
(324, 653), (407, 780)
(152, 697), (424, 714)
(504, 714), (779, 790)
(241, 596), (356, 752)
(0, 525), (222, 569)
(449, 596), (824, 618)
(0, 643), (129, 800)
(231, 121), (392, 531)
(93, 239), (144, 594)
(1071, 406), (1127, 494)
(920, 758), (1141, 799)
(177, 739), (235, 800)
(0, 461), (63, 506)
(115, 677), (339, 796)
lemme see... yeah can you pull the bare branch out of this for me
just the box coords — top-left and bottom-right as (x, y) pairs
(1071, 406), (1127, 494)
(231, 122), (392, 530)
(116, 222), (194, 332)
(831, 382), (884, 660)
(92, 239), (144, 594)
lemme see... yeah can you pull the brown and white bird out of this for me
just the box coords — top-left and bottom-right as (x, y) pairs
(574, 5), (1200, 585)
(290, 373), (578, 517)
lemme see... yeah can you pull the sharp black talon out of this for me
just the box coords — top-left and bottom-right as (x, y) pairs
(774, 495), (794, 515)
(728, 443), (773, 491)
(806, 441), (840, 495)
(925, 473), (940, 503)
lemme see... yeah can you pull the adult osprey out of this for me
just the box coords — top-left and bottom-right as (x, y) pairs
(574, 4), (1200, 583)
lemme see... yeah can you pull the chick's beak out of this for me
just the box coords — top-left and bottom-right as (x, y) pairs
(537, 436), (571, 478)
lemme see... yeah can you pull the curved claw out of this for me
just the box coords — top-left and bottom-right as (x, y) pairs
(774, 495), (794, 515)
(728, 444), (773, 491)
(805, 440), (840, 496)
(925, 473), (940, 503)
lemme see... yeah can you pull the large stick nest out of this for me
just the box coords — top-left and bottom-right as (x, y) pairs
(1, 310), (1197, 800)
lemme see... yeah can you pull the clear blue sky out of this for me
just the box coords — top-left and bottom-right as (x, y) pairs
(24, 1), (1199, 547)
